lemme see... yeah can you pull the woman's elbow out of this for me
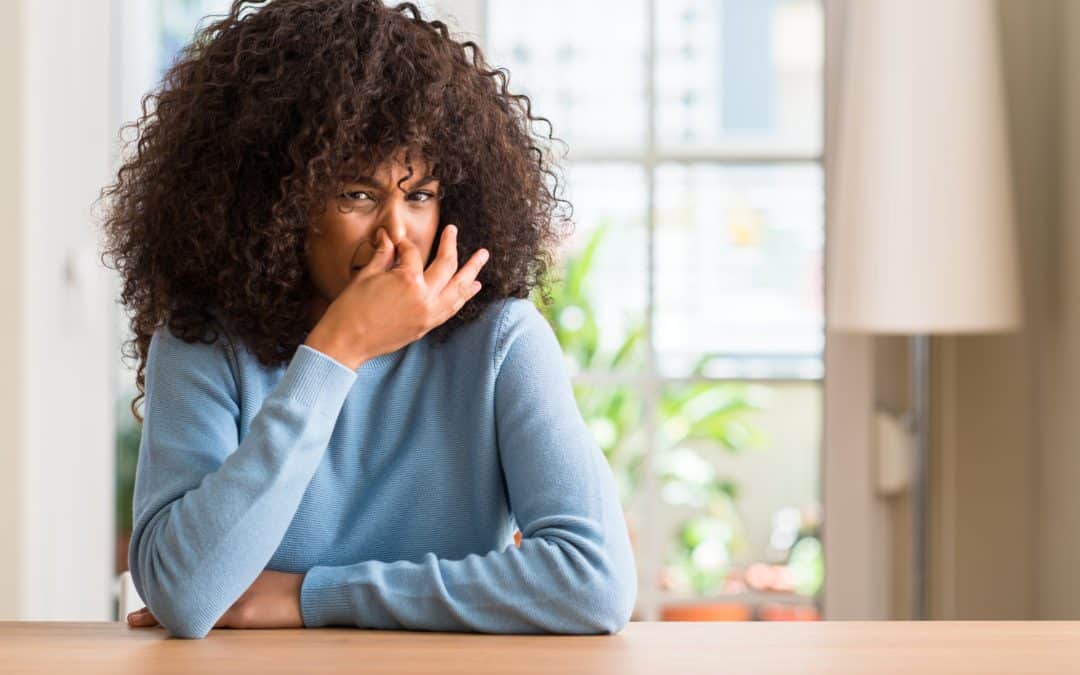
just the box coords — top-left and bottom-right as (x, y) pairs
(570, 561), (637, 634)
(162, 617), (214, 640)
(598, 578), (637, 633)
(133, 570), (217, 639)
(142, 592), (217, 639)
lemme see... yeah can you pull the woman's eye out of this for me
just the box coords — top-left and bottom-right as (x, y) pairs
(409, 191), (436, 203)
(341, 190), (374, 202)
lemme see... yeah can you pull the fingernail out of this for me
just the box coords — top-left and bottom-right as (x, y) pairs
(447, 224), (457, 235)
(479, 249), (489, 261)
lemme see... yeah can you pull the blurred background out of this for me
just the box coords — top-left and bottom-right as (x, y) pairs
(0, 0), (1074, 626)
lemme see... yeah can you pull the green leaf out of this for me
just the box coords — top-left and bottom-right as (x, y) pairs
(610, 323), (645, 371)
(564, 221), (608, 300)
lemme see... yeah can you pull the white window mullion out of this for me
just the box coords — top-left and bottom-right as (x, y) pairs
(635, 0), (662, 622)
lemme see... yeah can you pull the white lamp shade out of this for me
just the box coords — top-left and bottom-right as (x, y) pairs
(828, 0), (1021, 334)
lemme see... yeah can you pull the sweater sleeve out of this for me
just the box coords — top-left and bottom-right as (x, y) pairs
(299, 299), (638, 634)
(128, 328), (357, 639)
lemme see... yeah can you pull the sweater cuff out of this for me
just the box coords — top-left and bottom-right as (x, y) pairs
(277, 344), (357, 411)
(300, 565), (357, 628)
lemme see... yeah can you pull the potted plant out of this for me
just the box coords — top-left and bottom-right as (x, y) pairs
(654, 378), (766, 620)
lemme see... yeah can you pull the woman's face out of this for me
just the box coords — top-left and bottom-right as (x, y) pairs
(305, 152), (441, 323)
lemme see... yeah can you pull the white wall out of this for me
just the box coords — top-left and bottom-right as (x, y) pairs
(0, 0), (28, 620)
(0, 0), (116, 620)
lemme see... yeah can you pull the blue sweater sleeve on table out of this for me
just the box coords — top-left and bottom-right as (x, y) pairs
(299, 300), (638, 634)
(128, 329), (357, 639)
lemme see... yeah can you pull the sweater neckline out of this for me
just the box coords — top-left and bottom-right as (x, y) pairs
(355, 342), (410, 374)
(298, 328), (417, 375)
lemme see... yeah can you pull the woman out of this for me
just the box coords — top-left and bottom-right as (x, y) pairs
(101, 0), (636, 639)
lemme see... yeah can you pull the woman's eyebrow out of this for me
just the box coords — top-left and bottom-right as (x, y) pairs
(407, 174), (439, 189)
(346, 174), (439, 190)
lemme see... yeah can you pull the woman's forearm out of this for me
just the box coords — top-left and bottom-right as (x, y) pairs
(129, 334), (357, 639)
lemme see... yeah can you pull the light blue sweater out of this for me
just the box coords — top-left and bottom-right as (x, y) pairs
(127, 297), (637, 639)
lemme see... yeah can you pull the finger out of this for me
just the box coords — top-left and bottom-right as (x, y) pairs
(439, 248), (488, 307)
(126, 607), (148, 621)
(356, 228), (395, 279)
(423, 224), (459, 289)
(441, 277), (482, 320)
(442, 248), (488, 293)
(394, 236), (424, 277)
(127, 609), (159, 627)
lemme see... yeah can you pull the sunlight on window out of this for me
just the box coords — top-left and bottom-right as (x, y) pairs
(656, 0), (824, 155)
(655, 162), (824, 379)
(487, 0), (648, 152)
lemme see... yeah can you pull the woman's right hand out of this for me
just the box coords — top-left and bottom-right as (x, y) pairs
(303, 224), (489, 370)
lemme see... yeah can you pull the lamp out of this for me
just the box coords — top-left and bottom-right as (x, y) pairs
(828, 0), (1021, 619)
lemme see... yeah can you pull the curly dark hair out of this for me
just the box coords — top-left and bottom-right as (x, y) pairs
(100, 0), (571, 421)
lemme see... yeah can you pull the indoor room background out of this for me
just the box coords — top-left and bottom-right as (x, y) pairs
(0, 0), (1076, 626)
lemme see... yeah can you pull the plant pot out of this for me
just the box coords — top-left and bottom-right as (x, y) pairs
(660, 600), (752, 622)
(757, 603), (820, 621)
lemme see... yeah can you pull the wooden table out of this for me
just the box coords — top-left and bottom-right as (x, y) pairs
(2, 621), (1080, 674)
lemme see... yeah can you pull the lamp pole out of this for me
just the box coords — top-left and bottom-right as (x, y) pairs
(911, 334), (931, 619)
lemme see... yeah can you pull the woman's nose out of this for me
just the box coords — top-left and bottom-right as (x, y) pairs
(379, 204), (408, 244)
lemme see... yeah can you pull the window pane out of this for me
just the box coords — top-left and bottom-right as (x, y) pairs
(656, 0), (823, 156)
(158, 1), (232, 76)
(487, 0), (647, 152)
(654, 163), (824, 379)
(655, 381), (822, 618)
(540, 163), (648, 374)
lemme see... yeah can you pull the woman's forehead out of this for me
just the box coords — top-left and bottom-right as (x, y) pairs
(341, 149), (433, 179)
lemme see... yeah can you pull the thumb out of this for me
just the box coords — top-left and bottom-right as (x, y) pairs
(356, 228), (394, 279)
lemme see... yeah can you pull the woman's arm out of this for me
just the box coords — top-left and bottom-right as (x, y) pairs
(299, 299), (638, 634)
(128, 328), (357, 639)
